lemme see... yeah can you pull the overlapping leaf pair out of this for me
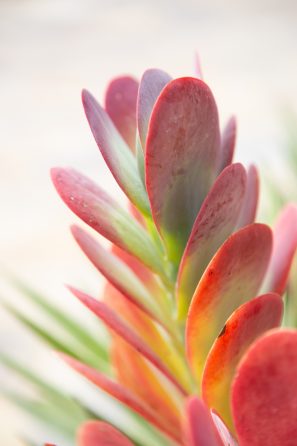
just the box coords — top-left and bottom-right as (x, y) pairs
(18, 66), (297, 445)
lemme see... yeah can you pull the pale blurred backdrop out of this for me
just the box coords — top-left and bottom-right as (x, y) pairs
(1, 0), (297, 444)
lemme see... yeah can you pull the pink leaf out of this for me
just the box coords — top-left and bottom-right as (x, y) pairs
(231, 329), (297, 446)
(146, 77), (221, 263)
(82, 89), (150, 214)
(71, 226), (161, 322)
(186, 223), (272, 383)
(51, 168), (163, 274)
(211, 411), (238, 446)
(184, 396), (223, 446)
(263, 204), (297, 295)
(105, 76), (139, 152)
(137, 68), (171, 149)
(177, 163), (246, 319)
(77, 421), (133, 446)
(218, 116), (236, 172)
(236, 164), (259, 228)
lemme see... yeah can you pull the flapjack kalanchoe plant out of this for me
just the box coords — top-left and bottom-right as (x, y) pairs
(5, 65), (297, 445)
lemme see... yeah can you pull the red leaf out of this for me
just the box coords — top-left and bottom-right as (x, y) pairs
(146, 77), (220, 263)
(77, 421), (133, 446)
(231, 329), (297, 446)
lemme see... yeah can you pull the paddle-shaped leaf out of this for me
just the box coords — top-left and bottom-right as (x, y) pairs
(183, 396), (223, 446)
(146, 77), (221, 263)
(218, 116), (236, 172)
(231, 330), (297, 446)
(71, 225), (161, 322)
(202, 293), (283, 431)
(82, 89), (150, 214)
(186, 223), (272, 383)
(177, 163), (246, 319)
(68, 287), (187, 396)
(60, 354), (180, 442)
(137, 68), (171, 149)
(263, 204), (297, 295)
(105, 76), (139, 152)
(77, 421), (133, 446)
(51, 168), (164, 275)
(236, 164), (259, 228)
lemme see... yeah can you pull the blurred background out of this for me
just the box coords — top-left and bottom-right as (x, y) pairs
(0, 0), (297, 444)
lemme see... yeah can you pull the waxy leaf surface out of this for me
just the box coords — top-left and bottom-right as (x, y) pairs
(236, 164), (259, 228)
(202, 293), (283, 431)
(177, 163), (246, 318)
(146, 77), (220, 263)
(105, 76), (139, 152)
(231, 330), (297, 446)
(82, 89), (150, 214)
(78, 421), (133, 446)
(51, 168), (163, 274)
(184, 397), (223, 446)
(137, 68), (171, 149)
(264, 204), (297, 295)
(186, 223), (272, 383)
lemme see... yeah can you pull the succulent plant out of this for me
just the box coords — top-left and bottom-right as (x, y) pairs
(3, 66), (297, 446)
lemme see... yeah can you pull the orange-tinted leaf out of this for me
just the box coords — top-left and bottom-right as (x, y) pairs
(146, 77), (220, 263)
(177, 163), (246, 319)
(202, 293), (283, 431)
(103, 283), (192, 393)
(231, 329), (297, 446)
(61, 354), (179, 443)
(186, 223), (272, 383)
(183, 396), (223, 446)
(105, 76), (139, 152)
(112, 340), (182, 441)
(78, 421), (133, 446)
(69, 287), (187, 396)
